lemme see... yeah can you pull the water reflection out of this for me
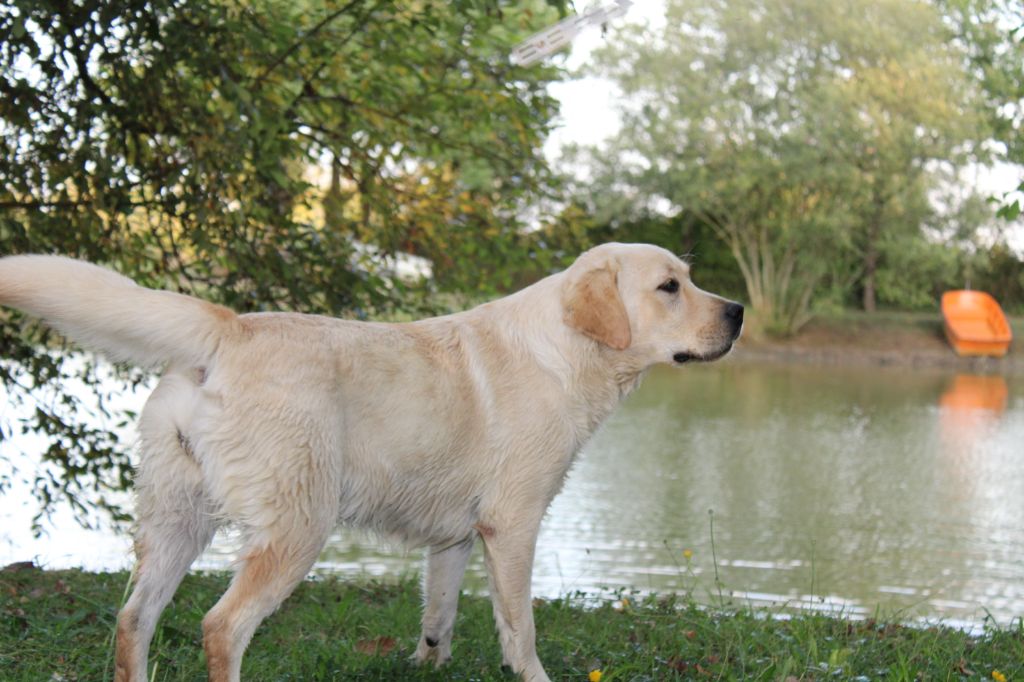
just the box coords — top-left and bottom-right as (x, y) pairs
(938, 374), (1008, 507)
(939, 374), (1009, 414)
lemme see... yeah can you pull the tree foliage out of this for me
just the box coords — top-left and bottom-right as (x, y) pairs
(938, 0), (1024, 219)
(0, 0), (564, 531)
(573, 0), (992, 334)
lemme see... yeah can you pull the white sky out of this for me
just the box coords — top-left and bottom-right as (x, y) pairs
(541, 1), (662, 158)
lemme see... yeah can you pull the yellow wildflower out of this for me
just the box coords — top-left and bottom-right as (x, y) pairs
(588, 670), (603, 682)
(992, 671), (1006, 682)
(682, 549), (693, 560)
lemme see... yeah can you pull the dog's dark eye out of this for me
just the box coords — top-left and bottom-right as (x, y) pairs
(657, 278), (679, 294)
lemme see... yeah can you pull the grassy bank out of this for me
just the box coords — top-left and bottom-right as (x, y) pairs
(1, 565), (1021, 681)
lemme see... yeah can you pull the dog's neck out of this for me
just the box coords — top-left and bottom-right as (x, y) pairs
(483, 273), (651, 417)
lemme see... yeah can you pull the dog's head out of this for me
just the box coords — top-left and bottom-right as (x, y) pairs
(562, 243), (743, 366)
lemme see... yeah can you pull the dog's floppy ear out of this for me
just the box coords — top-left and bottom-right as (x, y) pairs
(562, 262), (631, 350)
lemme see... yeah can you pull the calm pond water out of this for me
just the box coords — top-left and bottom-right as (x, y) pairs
(4, 359), (1023, 627)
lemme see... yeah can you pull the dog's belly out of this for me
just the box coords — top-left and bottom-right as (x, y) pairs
(335, 395), (493, 547)
(336, 459), (486, 547)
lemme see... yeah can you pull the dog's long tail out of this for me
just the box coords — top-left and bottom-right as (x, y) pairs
(0, 255), (239, 368)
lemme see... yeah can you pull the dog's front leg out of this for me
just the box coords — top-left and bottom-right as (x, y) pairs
(413, 534), (474, 666)
(479, 522), (551, 682)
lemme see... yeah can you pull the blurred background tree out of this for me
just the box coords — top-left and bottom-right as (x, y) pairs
(0, 0), (566, 531)
(939, 0), (1024, 217)
(565, 0), (998, 335)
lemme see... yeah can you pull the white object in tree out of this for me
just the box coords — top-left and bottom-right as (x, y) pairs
(510, 0), (633, 66)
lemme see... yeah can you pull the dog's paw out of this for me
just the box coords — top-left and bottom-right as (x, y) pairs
(412, 638), (452, 668)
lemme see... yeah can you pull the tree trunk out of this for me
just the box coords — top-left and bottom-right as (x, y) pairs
(862, 203), (883, 313)
(863, 240), (877, 313)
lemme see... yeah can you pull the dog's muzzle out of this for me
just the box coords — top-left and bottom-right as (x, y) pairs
(673, 301), (744, 365)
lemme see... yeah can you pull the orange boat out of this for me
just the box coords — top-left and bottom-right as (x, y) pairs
(941, 290), (1012, 357)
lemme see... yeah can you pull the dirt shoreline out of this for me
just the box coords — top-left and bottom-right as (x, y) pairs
(731, 342), (1024, 375)
(727, 312), (1024, 376)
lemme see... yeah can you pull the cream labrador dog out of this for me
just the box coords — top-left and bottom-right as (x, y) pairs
(0, 242), (742, 682)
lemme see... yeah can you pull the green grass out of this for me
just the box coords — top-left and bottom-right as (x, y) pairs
(1, 566), (1022, 680)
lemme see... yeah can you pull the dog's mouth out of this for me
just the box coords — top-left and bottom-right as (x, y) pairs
(673, 343), (734, 365)
(674, 314), (744, 365)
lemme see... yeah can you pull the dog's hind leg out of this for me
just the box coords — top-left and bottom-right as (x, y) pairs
(200, 521), (332, 682)
(414, 534), (474, 667)
(198, 434), (340, 682)
(115, 386), (218, 682)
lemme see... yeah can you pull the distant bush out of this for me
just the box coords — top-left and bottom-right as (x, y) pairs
(969, 243), (1024, 314)
(874, 235), (962, 312)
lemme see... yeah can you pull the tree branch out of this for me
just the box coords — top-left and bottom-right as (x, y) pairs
(252, 0), (368, 86)
(0, 198), (164, 210)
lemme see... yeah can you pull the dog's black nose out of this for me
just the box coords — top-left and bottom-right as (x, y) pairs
(724, 302), (744, 341)
(724, 302), (744, 323)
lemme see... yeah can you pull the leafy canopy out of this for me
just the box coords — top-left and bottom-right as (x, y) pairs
(574, 0), (991, 334)
(0, 0), (565, 531)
